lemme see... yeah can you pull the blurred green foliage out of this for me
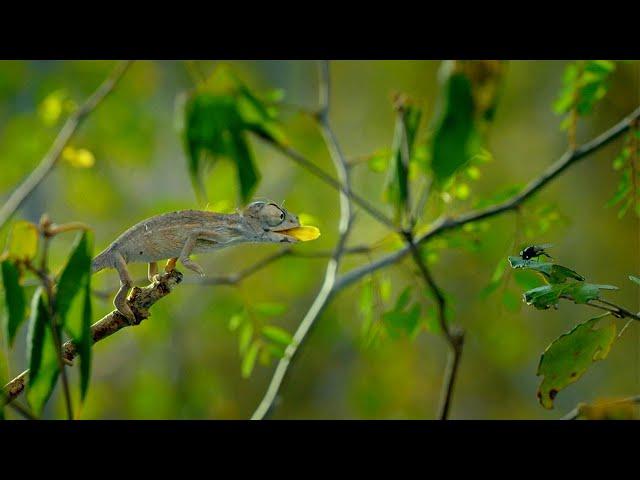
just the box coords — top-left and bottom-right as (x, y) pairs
(0, 60), (639, 419)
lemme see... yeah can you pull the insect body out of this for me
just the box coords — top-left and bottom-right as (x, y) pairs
(519, 243), (553, 261)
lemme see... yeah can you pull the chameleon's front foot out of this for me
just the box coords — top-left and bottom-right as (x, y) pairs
(114, 282), (137, 325)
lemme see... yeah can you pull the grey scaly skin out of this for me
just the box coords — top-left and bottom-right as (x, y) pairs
(91, 201), (301, 323)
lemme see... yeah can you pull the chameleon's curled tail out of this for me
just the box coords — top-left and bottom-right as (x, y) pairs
(91, 249), (112, 274)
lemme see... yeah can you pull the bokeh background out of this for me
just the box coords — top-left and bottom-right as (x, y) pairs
(1, 60), (639, 419)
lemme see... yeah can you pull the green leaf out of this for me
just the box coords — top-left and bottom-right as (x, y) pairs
(629, 275), (640, 287)
(261, 325), (293, 346)
(565, 283), (618, 304)
(57, 231), (92, 323)
(253, 302), (287, 317)
(554, 60), (615, 123)
(523, 282), (618, 310)
(238, 322), (253, 355)
(384, 102), (422, 219)
(367, 150), (390, 173)
(241, 340), (260, 378)
(228, 311), (245, 331)
(3, 221), (39, 262)
(523, 284), (565, 310)
(57, 231), (94, 402)
(26, 288), (60, 415)
(537, 315), (616, 409)
(508, 257), (584, 284)
(382, 287), (421, 338)
(431, 72), (477, 184)
(1, 260), (26, 346)
(227, 130), (260, 203)
(181, 66), (283, 204)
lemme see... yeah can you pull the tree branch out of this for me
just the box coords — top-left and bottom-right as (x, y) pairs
(403, 231), (464, 419)
(187, 245), (373, 287)
(2, 269), (183, 408)
(335, 106), (640, 293)
(250, 105), (640, 419)
(0, 60), (132, 230)
(251, 61), (354, 420)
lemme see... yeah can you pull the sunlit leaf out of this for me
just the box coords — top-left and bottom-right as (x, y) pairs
(241, 340), (260, 378)
(38, 90), (67, 126)
(253, 302), (287, 317)
(3, 221), (38, 262)
(261, 325), (293, 346)
(57, 231), (92, 323)
(62, 146), (95, 168)
(26, 288), (60, 415)
(238, 322), (253, 355)
(228, 311), (245, 331)
(1, 259), (26, 346)
(629, 275), (640, 287)
(537, 315), (616, 409)
(554, 60), (616, 130)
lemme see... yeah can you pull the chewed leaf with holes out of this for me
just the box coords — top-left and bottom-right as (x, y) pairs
(523, 284), (566, 310)
(508, 256), (584, 284)
(523, 282), (618, 310)
(537, 315), (616, 409)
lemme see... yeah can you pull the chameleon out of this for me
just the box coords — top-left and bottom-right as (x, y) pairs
(91, 201), (320, 324)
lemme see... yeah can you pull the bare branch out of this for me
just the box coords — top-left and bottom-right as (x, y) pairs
(251, 60), (354, 420)
(188, 245), (374, 287)
(2, 269), (183, 408)
(403, 231), (464, 419)
(0, 60), (132, 230)
(335, 106), (640, 293)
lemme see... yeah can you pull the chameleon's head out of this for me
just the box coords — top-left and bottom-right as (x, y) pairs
(242, 201), (321, 244)
(242, 201), (302, 243)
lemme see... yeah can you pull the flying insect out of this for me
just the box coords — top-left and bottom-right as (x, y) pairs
(519, 243), (553, 261)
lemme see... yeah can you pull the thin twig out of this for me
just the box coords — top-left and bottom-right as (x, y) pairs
(0, 61), (132, 230)
(250, 105), (640, 420)
(403, 231), (464, 419)
(251, 60), (354, 420)
(188, 245), (373, 286)
(335, 106), (640, 293)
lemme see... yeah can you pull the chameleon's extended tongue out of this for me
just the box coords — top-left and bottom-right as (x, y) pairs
(280, 226), (321, 241)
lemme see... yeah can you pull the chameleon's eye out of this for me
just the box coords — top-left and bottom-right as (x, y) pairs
(262, 204), (286, 227)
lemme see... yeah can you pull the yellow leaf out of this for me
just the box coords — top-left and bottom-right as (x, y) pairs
(62, 147), (95, 168)
(455, 183), (471, 200)
(38, 90), (66, 126)
(4, 221), (39, 261)
(281, 226), (321, 242)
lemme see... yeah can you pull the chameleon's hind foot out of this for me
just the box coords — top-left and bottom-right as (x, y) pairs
(180, 256), (205, 277)
(114, 282), (136, 325)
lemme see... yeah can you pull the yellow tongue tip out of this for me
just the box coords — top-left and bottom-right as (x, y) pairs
(282, 226), (321, 242)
